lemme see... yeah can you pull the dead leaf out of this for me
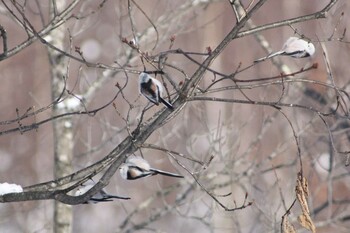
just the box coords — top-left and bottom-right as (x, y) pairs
(282, 216), (296, 233)
(298, 213), (316, 233)
(295, 173), (316, 233)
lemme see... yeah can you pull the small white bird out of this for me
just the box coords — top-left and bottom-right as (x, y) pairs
(75, 180), (130, 203)
(119, 156), (184, 180)
(139, 72), (174, 110)
(254, 37), (315, 62)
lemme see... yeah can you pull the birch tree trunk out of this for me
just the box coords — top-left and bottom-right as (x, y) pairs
(47, 1), (73, 233)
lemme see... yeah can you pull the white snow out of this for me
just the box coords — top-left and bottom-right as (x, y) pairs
(0, 182), (23, 195)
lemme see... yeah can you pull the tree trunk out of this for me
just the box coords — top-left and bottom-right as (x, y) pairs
(47, 1), (73, 233)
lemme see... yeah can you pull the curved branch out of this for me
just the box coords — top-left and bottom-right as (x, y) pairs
(236, 0), (339, 38)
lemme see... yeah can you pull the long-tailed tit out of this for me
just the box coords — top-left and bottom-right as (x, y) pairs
(139, 72), (174, 110)
(75, 180), (130, 204)
(119, 156), (184, 180)
(254, 37), (315, 62)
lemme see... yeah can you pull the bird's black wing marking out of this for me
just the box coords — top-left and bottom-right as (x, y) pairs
(284, 50), (309, 57)
(140, 81), (159, 105)
(126, 165), (154, 180)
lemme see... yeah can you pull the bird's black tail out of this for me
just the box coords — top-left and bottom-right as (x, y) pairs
(160, 97), (174, 110)
(103, 195), (131, 200)
(254, 50), (285, 63)
(150, 168), (184, 178)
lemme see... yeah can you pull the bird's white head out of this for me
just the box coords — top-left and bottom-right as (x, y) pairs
(306, 42), (315, 57)
(119, 164), (129, 180)
(139, 72), (150, 84)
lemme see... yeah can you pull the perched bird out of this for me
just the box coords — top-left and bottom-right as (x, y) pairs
(254, 37), (315, 62)
(119, 156), (184, 180)
(139, 72), (174, 110)
(75, 180), (130, 204)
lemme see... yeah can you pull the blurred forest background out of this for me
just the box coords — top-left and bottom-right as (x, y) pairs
(0, 0), (350, 232)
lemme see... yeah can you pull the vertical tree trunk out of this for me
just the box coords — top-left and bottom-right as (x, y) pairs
(47, 1), (73, 233)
